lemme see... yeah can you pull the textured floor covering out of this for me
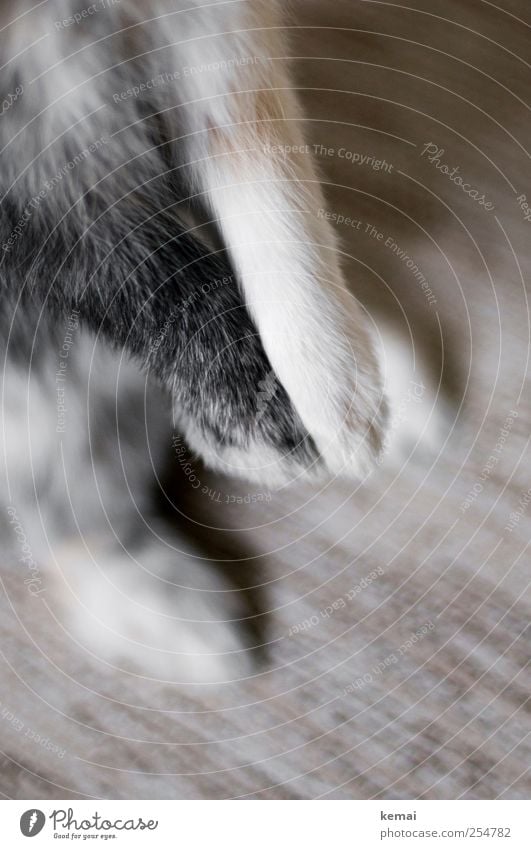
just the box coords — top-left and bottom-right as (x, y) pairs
(1, 0), (530, 799)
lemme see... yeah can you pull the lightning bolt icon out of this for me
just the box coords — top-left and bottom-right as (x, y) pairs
(28, 811), (38, 833)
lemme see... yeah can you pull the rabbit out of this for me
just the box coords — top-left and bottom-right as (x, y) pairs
(0, 0), (386, 484)
(0, 0), (386, 681)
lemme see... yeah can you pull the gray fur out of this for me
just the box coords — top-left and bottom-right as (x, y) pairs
(0, 0), (320, 481)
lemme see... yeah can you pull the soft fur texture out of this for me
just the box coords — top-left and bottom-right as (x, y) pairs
(2, 0), (527, 802)
(0, 0), (386, 483)
(0, 0), (386, 680)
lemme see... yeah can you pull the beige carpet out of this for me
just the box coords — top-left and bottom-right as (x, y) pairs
(0, 0), (529, 799)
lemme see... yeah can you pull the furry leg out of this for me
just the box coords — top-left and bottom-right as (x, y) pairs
(150, 0), (387, 476)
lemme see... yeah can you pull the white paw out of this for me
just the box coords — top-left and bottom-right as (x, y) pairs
(297, 289), (387, 478)
(247, 285), (387, 482)
(376, 322), (451, 467)
(54, 538), (251, 683)
(174, 286), (387, 486)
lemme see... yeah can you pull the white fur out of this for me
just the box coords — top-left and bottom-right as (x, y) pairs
(145, 0), (387, 478)
(1, 336), (246, 682)
(3, 0), (387, 484)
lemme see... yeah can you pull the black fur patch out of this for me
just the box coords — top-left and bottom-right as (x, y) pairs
(0, 161), (318, 472)
(0, 4), (319, 476)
